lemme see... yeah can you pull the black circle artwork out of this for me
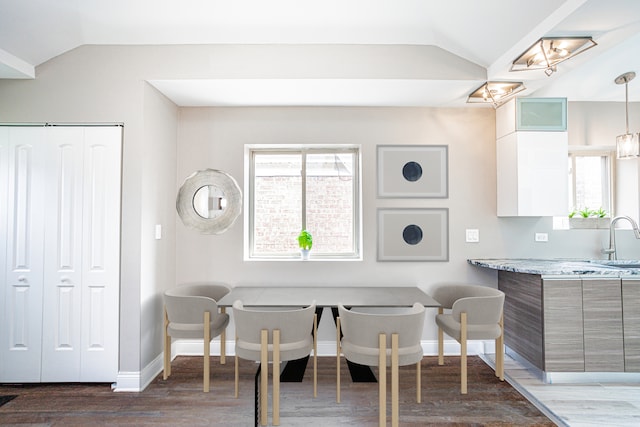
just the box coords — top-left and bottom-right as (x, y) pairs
(402, 224), (423, 245)
(402, 161), (423, 182)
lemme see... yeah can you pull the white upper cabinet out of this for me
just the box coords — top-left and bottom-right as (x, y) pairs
(496, 98), (568, 217)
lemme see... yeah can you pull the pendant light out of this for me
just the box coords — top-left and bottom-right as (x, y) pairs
(615, 71), (640, 159)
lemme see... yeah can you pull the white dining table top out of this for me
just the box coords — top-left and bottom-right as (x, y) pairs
(217, 286), (439, 308)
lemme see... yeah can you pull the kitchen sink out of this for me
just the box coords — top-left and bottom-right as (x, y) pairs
(590, 261), (640, 269)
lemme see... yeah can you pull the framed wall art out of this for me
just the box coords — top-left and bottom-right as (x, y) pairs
(377, 145), (448, 198)
(377, 208), (449, 261)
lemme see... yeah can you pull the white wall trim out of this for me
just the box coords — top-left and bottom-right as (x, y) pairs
(114, 352), (165, 392)
(113, 338), (493, 392)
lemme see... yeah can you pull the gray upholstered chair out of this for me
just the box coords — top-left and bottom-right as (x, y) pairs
(163, 283), (231, 392)
(233, 300), (317, 427)
(432, 284), (505, 394)
(337, 303), (425, 427)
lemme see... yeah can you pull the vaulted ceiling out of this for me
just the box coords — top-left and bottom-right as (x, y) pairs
(1, 0), (640, 106)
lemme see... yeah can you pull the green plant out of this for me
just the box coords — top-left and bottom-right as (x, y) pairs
(297, 230), (313, 250)
(593, 207), (608, 218)
(578, 207), (593, 218)
(569, 207), (609, 218)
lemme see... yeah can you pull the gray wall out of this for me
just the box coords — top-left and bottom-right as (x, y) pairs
(1, 44), (640, 378)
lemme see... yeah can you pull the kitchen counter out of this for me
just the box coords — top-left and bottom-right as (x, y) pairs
(468, 258), (640, 276)
(468, 258), (640, 383)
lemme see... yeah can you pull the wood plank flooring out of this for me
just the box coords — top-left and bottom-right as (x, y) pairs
(0, 356), (554, 426)
(488, 354), (640, 427)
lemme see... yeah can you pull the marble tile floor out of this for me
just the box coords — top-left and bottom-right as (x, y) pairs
(481, 354), (640, 427)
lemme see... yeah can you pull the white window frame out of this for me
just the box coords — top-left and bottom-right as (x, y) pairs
(568, 146), (615, 217)
(244, 144), (362, 261)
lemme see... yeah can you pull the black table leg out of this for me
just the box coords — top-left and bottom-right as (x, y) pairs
(332, 306), (377, 382)
(279, 306), (323, 382)
(280, 306), (377, 383)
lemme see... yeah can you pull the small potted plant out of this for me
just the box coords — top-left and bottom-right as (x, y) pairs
(569, 207), (610, 229)
(297, 230), (313, 260)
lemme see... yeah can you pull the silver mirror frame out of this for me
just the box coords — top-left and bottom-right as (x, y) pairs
(176, 169), (242, 234)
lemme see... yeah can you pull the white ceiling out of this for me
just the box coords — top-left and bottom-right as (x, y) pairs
(1, 0), (640, 106)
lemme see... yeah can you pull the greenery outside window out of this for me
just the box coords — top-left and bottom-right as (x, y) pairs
(245, 145), (361, 260)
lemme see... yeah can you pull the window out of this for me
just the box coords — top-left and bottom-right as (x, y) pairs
(568, 148), (614, 216)
(245, 145), (361, 260)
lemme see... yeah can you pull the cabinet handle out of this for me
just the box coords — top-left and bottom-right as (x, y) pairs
(18, 275), (26, 282)
(61, 276), (70, 283)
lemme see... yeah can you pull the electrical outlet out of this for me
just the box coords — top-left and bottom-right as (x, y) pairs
(466, 229), (480, 243)
(535, 232), (548, 242)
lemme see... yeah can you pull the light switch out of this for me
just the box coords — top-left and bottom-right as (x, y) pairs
(466, 229), (480, 243)
(155, 224), (162, 240)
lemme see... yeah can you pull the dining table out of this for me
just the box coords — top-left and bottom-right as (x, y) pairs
(217, 285), (439, 382)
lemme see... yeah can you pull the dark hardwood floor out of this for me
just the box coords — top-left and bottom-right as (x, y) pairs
(0, 356), (555, 426)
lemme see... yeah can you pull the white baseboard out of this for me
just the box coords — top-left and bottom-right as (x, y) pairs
(114, 338), (494, 392)
(114, 352), (165, 392)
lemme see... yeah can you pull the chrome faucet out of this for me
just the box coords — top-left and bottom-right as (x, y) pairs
(603, 215), (640, 260)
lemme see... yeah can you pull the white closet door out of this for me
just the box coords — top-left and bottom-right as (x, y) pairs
(40, 126), (122, 382)
(41, 127), (85, 381)
(0, 128), (8, 380)
(1, 127), (46, 382)
(79, 126), (121, 381)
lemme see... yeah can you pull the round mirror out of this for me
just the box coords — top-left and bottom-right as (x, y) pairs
(176, 169), (242, 234)
(193, 185), (227, 219)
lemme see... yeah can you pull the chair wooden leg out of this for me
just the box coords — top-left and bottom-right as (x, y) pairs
(313, 313), (317, 398)
(273, 329), (280, 426)
(379, 333), (386, 427)
(460, 312), (468, 395)
(234, 350), (239, 398)
(204, 311), (211, 393)
(260, 329), (268, 426)
(220, 307), (226, 365)
(437, 307), (444, 366)
(336, 317), (341, 404)
(163, 307), (171, 380)
(416, 360), (421, 403)
(391, 333), (399, 427)
(496, 313), (504, 381)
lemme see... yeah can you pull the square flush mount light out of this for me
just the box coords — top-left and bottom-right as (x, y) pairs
(510, 37), (597, 76)
(467, 81), (525, 107)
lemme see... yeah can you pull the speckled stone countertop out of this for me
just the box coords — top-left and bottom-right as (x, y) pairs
(468, 258), (640, 276)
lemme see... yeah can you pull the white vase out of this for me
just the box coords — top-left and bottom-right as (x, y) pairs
(300, 249), (310, 260)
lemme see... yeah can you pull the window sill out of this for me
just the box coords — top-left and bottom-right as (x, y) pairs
(569, 217), (611, 229)
(245, 255), (363, 262)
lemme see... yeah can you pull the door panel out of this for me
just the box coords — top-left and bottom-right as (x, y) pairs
(41, 127), (84, 381)
(1, 127), (45, 382)
(0, 128), (7, 380)
(80, 126), (121, 381)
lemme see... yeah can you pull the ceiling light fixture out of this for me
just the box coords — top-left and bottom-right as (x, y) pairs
(467, 81), (525, 107)
(510, 37), (597, 76)
(615, 71), (640, 159)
